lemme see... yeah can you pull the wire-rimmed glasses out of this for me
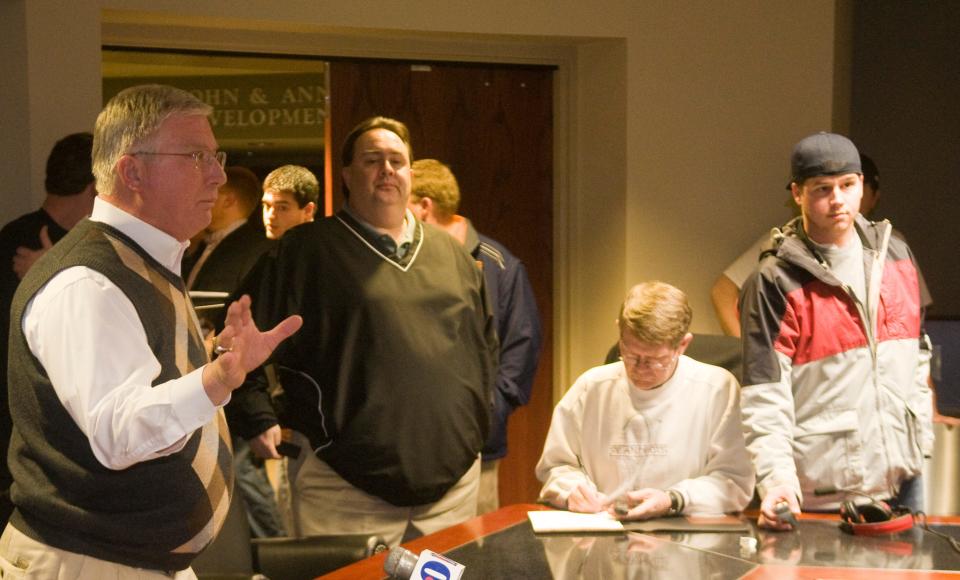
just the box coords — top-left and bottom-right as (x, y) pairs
(131, 150), (227, 169)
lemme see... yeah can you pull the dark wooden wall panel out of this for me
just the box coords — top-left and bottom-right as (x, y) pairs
(330, 60), (554, 505)
(851, 1), (960, 317)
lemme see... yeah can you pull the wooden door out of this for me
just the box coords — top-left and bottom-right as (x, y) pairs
(329, 59), (554, 505)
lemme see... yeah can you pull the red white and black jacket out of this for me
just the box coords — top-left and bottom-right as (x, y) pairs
(739, 215), (933, 511)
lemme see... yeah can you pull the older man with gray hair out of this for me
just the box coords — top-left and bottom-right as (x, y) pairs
(0, 84), (300, 579)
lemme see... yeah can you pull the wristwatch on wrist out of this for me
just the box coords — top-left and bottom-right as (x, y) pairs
(666, 489), (684, 516)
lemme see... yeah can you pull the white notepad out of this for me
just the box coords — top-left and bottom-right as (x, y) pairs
(527, 510), (625, 533)
(527, 510), (752, 534)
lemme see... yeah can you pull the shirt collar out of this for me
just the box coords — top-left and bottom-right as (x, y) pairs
(463, 217), (480, 254)
(342, 204), (416, 258)
(626, 354), (686, 404)
(810, 231), (863, 258)
(342, 204), (415, 241)
(90, 197), (191, 275)
(205, 218), (246, 246)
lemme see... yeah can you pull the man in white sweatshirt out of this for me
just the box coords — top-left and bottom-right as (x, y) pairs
(536, 281), (754, 519)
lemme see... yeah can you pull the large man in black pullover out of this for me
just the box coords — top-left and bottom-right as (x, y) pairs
(231, 116), (497, 546)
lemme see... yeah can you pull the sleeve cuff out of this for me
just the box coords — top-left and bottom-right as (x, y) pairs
(171, 366), (228, 433)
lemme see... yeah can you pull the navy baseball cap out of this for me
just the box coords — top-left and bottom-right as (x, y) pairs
(787, 132), (861, 188)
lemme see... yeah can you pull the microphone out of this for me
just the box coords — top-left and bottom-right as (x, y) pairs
(813, 485), (842, 496)
(773, 501), (798, 527)
(383, 547), (465, 580)
(813, 486), (889, 502)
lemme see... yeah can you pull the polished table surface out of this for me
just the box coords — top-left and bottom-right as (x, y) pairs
(318, 504), (960, 579)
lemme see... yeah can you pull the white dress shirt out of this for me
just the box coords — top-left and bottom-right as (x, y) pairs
(23, 197), (220, 470)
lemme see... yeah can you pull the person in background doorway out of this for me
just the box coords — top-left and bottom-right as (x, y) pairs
(409, 158), (542, 514)
(184, 165), (274, 295)
(184, 165), (282, 538)
(261, 165), (318, 240)
(0, 132), (97, 528)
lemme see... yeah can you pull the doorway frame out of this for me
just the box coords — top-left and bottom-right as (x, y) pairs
(102, 10), (629, 404)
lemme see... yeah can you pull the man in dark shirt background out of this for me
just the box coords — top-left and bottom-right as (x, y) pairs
(408, 158), (542, 514)
(184, 166), (274, 295)
(184, 165), (282, 538)
(0, 132), (97, 525)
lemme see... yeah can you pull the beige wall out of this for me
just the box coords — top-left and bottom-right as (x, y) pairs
(624, 5), (839, 345)
(0, 0), (839, 396)
(0, 2), (102, 221)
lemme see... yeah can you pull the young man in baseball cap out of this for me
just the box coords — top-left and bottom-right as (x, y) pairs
(739, 132), (932, 529)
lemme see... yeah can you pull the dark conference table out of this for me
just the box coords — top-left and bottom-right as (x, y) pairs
(318, 504), (960, 579)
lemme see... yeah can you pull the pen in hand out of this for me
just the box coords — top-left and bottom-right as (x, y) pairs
(614, 498), (640, 517)
(601, 477), (639, 517)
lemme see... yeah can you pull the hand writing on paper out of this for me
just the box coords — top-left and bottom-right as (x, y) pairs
(567, 482), (608, 513)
